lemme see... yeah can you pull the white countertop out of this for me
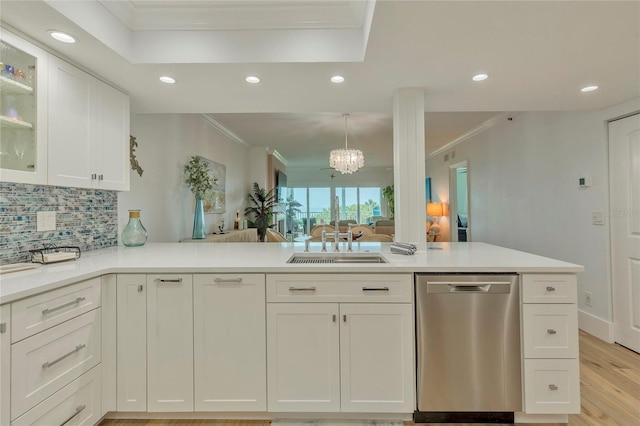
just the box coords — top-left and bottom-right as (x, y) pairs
(0, 242), (583, 304)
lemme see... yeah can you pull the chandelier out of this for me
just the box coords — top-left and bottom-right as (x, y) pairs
(329, 114), (364, 174)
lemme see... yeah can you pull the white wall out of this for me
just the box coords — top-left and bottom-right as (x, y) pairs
(118, 114), (250, 242)
(426, 99), (640, 331)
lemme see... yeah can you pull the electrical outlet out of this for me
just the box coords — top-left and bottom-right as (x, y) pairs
(585, 291), (593, 307)
(37, 211), (56, 232)
(592, 211), (604, 225)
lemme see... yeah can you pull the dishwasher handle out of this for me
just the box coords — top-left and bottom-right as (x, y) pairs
(426, 282), (512, 294)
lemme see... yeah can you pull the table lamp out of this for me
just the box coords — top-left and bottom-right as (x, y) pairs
(427, 202), (444, 235)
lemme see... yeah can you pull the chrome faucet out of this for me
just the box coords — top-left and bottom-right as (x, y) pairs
(333, 196), (353, 252)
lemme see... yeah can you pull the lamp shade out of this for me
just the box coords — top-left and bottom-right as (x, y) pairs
(427, 202), (444, 217)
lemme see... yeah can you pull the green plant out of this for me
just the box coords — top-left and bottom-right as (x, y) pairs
(284, 193), (303, 234)
(382, 184), (394, 219)
(245, 182), (279, 241)
(184, 156), (216, 198)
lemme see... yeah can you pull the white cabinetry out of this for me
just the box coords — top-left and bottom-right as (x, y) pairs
(146, 274), (193, 412)
(266, 274), (414, 413)
(1, 304), (10, 426)
(193, 274), (266, 411)
(116, 274), (147, 412)
(48, 55), (129, 191)
(0, 30), (48, 185)
(521, 274), (580, 414)
(6, 278), (102, 423)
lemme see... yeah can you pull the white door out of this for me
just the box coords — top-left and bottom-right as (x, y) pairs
(193, 274), (266, 411)
(116, 274), (147, 411)
(48, 56), (95, 188)
(339, 303), (414, 413)
(267, 303), (340, 412)
(95, 80), (130, 191)
(0, 304), (10, 426)
(147, 274), (194, 412)
(610, 114), (640, 352)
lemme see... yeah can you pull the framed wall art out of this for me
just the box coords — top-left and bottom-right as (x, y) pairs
(199, 156), (226, 213)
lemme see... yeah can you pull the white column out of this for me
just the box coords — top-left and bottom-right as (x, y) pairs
(393, 88), (426, 242)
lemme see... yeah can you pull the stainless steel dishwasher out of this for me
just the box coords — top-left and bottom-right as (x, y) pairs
(415, 273), (521, 421)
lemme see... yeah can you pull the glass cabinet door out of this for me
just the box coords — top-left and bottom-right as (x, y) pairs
(0, 29), (48, 184)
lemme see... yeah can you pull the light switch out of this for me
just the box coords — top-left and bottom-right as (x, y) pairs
(37, 211), (56, 231)
(592, 211), (604, 225)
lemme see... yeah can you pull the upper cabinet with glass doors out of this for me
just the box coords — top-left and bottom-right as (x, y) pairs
(0, 29), (48, 184)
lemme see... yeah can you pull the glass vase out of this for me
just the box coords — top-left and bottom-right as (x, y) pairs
(122, 209), (148, 247)
(192, 196), (206, 239)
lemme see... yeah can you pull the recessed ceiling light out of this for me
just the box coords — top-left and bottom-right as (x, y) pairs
(49, 31), (76, 44)
(245, 76), (260, 84)
(472, 73), (489, 82)
(159, 76), (176, 84)
(331, 75), (345, 83)
(581, 85), (598, 92)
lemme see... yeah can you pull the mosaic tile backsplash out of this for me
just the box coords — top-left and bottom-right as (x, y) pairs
(0, 182), (118, 265)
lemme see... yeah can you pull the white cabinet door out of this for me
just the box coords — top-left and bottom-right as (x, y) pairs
(1, 304), (10, 426)
(267, 303), (340, 412)
(116, 275), (146, 412)
(193, 274), (266, 411)
(339, 303), (414, 413)
(147, 275), (193, 412)
(94, 79), (129, 191)
(47, 55), (95, 188)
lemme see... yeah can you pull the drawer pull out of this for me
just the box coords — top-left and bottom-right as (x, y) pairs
(42, 344), (86, 369)
(214, 277), (243, 283)
(60, 404), (86, 426)
(362, 286), (390, 292)
(546, 286), (556, 292)
(156, 278), (182, 283)
(549, 384), (558, 391)
(547, 329), (557, 335)
(42, 297), (86, 315)
(289, 286), (316, 292)
(0, 323), (5, 334)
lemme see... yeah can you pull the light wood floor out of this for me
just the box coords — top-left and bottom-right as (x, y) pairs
(100, 330), (639, 426)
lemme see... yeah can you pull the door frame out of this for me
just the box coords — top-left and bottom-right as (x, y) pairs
(449, 160), (469, 242)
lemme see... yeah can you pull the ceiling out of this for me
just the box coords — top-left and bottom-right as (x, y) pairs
(1, 1), (638, 169)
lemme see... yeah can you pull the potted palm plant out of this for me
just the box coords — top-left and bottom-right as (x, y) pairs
(245, 182), (279, 242)
(382, 184), (395, 219)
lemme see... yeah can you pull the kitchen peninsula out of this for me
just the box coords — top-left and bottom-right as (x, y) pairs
(0, 242), (582, 425)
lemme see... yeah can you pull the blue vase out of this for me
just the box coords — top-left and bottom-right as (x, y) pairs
(192, 197), (206, 239)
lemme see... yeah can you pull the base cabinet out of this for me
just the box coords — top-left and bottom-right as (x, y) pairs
(193, 274), (266, 411)
(146, 274), (194, 412)
(1, 305), (10, 426)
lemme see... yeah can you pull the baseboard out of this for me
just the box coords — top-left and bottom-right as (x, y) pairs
(514, 412), (568, 424)
(578, 309), (614, 343)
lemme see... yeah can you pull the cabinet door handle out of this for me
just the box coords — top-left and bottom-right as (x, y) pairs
(42, 344), (86, 369)
(548, 384), (558, 391)
(288, 286), (316, 292)
(138, 285), (143, 292)
(343, 314), (347, 322)
(546, 286), (556, 292)
(214, 277), (243, 283)
(0, 323), (5, 334)
(42, 297), (86, 315)
(547, 329), (557, 335)
(91, 173), (97, 180)
(59, 404), (86, 426)
(156, 278), (182, 283)
(332, 314), (337, 322)
(98, 174), (103, 181)
(362, 286), (389, 292)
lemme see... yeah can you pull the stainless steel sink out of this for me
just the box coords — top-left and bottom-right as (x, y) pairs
(287, 252), (388, 264)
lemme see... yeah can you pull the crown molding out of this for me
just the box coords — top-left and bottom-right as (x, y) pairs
(270, 150), (289, 167)
(427, 112), (516, 159)
(199, 114), (250, 148)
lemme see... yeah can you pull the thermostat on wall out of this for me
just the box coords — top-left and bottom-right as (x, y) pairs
(578, 176), (592, 188)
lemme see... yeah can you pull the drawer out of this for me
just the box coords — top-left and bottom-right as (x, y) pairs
(522, 274), (577, 304)
(523, 304), (578, 359)
(12, 278), (101, 342)
(266, 274), (412, 303)
(523, 359), (580, 414)
(11, 309), (101, 419)
(12, 365), (102, 426)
